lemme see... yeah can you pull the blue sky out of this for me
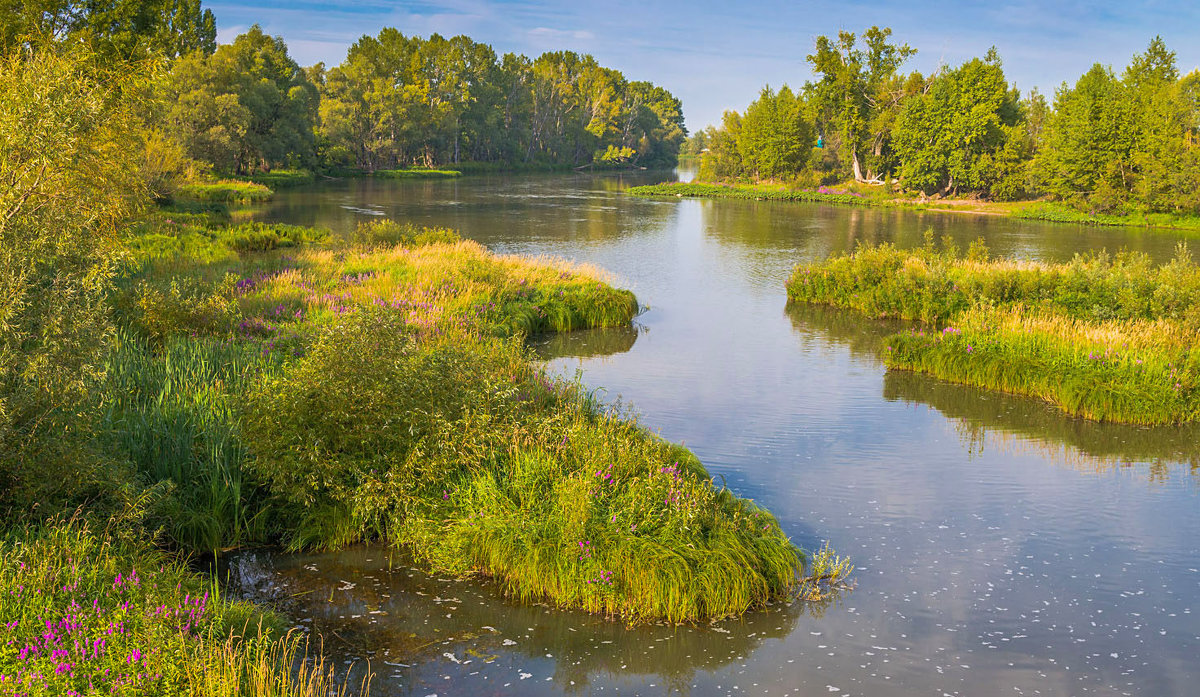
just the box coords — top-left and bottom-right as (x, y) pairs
(208, 0), (1200, 132)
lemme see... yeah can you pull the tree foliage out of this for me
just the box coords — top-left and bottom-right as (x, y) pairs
(701, 31), (1200, 214)
(892, 49), (1023, 197)
(163, 25), (318, 174)
(0, 0), (216, 60)
(317, 29), (685, 170)
(0, 44), (149, 511)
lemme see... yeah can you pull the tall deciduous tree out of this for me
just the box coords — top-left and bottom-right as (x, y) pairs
(0, 0), (216, 59)
(806, 26), (915, 184)
(892, 49), (1023, 197)
(736, 85), (812, 180)
(164, 26), (318, 173)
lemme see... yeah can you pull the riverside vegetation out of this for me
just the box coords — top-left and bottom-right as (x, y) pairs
(1, 32), (841, 696)
(669, 28), (1200, 230)
(786, 237), (1200, 424)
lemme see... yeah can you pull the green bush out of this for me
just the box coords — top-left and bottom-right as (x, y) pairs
(243, 309), (802, 621)
(217, 222), (330, 252)
(132, 275), (241, 344)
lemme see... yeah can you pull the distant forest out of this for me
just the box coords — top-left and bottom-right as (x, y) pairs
(2, 1), (686, 173)
(685, 27), (1200, 215)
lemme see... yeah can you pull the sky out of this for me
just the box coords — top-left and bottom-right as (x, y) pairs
(207, 0), (1200, 132)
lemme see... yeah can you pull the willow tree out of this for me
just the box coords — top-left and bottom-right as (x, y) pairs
(0, 44), (148, 515)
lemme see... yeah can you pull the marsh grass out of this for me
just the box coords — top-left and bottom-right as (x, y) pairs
(233, 239), (639, 337)
(884, 306), (1200, 424)
(1011, 202), (1200, 232)
(0, 520), (366, 696)
(241, 169), (317, 189)
(175, 180), (274, 205)
(788, 238), (1200, 423)
(243, 310), (803, 623)
(100, 335), (284, 553)
(371, 168), (461, 179)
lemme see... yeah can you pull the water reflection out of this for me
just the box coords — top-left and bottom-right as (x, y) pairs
(529, 325), (644, 360)
(884, 371), (1200, 481)
(787, 302), (1200, 480)
(226, 546), (844, 697)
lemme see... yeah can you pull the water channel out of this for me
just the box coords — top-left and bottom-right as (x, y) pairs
(227, 171), (1200, 696)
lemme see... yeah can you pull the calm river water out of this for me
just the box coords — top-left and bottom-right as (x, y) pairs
(227, 172), (1200, 697)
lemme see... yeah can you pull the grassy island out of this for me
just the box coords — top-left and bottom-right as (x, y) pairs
(787, 239), (1200, 425)
(628, 182), (876, 208)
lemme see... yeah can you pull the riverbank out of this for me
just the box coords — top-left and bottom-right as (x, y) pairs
(630, 181), (1200, 233)
(786, 240), (1200, 425)
(104, 209), (835, 624)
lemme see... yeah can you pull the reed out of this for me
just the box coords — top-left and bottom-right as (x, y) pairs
(100, 334), (283, 553)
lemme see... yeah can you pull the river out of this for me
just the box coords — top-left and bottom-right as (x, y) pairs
(226, 171), (1200, 697)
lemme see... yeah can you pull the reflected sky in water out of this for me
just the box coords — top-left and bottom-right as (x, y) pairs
(241, 173), (1200, 696)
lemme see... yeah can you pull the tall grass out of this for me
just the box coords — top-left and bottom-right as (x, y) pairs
(787, 237), (1200, 324)
(242, 169), (317, 189)
(243, 310), (803, 623)
(0, 520), (366, 696)
(231, 238), (639, 338)
(883, 305), (1200, 424)
(787, 238), (1200, 424)
(100, 334), (283, 553)
(371, 168), (461, 179)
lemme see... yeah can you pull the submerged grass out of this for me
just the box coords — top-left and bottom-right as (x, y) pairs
(0, 520), (366, 696)
(787, 238), (1200, 424)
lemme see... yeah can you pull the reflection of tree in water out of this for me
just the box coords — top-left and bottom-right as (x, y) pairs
(786, 302), (1199, 482)
(223, 546), (848, 696)
(883, 371), (1200, 482)
(529, 324), (643, 360)
(785, 301), (909, 362)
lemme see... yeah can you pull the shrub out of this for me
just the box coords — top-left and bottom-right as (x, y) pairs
(243, 309), (802, 621)
(175, 181), (273, 204)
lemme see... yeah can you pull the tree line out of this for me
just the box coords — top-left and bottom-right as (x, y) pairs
(685, 27), (1200, 215)
(2, 3), (686, 176)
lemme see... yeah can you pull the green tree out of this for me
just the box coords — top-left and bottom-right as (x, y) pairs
(892, 49), (1022, 196)
(697, 110), (745, 180)
(736, 85), (812, 179)
(0, 0), (216, 59)
(0, 44), (147, 515)
(806, 26), (915, 183)
(164, 26), (318, 173)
